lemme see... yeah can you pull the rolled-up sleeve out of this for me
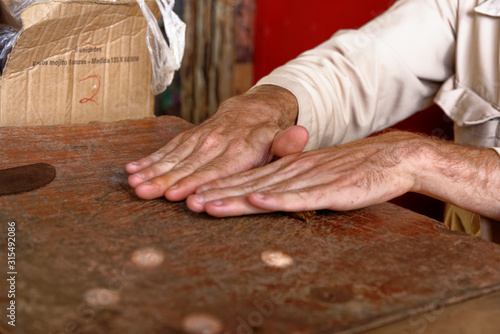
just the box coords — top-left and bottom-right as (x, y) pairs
(256, 0), (457, 150)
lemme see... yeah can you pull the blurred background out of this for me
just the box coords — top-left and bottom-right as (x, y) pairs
(157, 0), (454, 222)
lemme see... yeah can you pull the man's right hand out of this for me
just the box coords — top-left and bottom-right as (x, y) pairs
(125, 85), (309, 202)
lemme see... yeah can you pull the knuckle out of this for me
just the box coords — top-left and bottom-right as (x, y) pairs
(170, 130), (200, 150)
(142, 169), (158, 179)
(229, 138), (250, 154)
(238, 169), (258, 180)
(198, 180), (222, 193)
(155, 155), (181, 168)
(241, 182), (258, 194)
(203, 180), (219, 189)
(183, 134), (199, 147)
(147, 152), (166, 162)
(176, 161), (197, 173)
(280, 156), (311, 174)
(279, 153), (300, 165)
(202, 132), (224, 148)
(294, 153), (316, 165)
(197, 164), (227, 178)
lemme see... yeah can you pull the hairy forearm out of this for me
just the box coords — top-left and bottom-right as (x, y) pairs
(411, 137), (500, 220)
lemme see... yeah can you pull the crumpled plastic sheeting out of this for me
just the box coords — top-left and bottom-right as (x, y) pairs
(0, 24), (19, 74)
(0, 0), (29, 74)
(137, 0), (186, 95)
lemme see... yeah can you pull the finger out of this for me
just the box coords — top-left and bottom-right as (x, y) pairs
(167, 142), (303, 202)
(194, 159), (286, 195)
(163, 154), (259, 201)
(133, 148), (224, 200)
(195, 150), (328, 198)
(271, 125), (309, 158)
(125, 137), (185, 174)
(247, 187), (335, 212)
(190, 170), (303, 212)
(199, 196), (272, 217)
(127, 141), (201, 188)
(190, 165), (335, 213)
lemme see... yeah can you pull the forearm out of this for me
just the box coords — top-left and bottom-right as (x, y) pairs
(187, 130), (499, 220)
(412, 138), (500, 220)
(256, 0), (456, 150)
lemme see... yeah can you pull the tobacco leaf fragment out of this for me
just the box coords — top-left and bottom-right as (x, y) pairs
(287, 211), (317, 222)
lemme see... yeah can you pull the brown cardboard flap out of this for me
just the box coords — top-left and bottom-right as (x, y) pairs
(0, 0), (157, 125)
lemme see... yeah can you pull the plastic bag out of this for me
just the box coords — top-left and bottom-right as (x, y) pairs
(0, 25), (19, 74)
(1, 0), (60, 75)
(136, 0), (186, 95)
(0, 0), (31, 74)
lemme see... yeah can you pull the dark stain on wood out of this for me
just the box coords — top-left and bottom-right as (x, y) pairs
(0, 163), (56, 196)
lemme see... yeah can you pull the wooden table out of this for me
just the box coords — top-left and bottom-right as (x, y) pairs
(1, 116), (500, 334)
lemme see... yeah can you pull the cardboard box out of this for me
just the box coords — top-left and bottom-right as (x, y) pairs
(0, 0), (157, 126)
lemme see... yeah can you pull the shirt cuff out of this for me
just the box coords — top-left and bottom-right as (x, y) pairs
(491, 147), (500, 157)
(254, 77), (318, 151)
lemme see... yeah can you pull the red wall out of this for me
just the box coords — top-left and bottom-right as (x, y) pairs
(254, 0), (395, 80)
(253, 0), (453, 221)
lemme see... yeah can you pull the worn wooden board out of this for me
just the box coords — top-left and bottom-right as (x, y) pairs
(367, 289), (500, 334)
(0, 116), (500, 334)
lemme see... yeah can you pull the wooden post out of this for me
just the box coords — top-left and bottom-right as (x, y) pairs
(181, 0), (255, 124)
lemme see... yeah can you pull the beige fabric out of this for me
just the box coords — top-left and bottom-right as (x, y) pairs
(256, 0), (500, 234)
(256, 0), (500, 155)
(444, 204), (482, 237)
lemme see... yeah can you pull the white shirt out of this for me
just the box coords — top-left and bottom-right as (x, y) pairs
(256, 0), (500, 157)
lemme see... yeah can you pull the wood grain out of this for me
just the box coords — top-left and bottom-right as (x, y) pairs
(1, 116), (500, 334)
(181, 0), (256, 124)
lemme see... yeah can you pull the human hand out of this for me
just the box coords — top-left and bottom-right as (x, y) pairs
(186, 131), (423, 217)
(126, 86), (308, 201)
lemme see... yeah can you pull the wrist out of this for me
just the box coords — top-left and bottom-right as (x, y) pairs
(246, 85), (299, 128)
(407, 136), (500, 218)
(406, 135), (491, 195)
(386, 132), (435, 194)
(216, 85), (298, 129)
(406, 136), (436, 194)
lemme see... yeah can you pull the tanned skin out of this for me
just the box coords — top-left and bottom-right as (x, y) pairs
(126, 85), (500, 221)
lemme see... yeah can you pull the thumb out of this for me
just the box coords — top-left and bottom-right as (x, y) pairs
(271, 125), (309, 158)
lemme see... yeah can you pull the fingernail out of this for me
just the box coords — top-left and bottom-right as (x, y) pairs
(198, 185), (212, 192)
(169, 184), (179, 190)
(193, 195), (205, 204)
(213, 200), (223, 206)
(136, 173), (145, 179)
(255, 193), (266, 200)
(131, 161), (140, 165)
(142, 181), (152, 185)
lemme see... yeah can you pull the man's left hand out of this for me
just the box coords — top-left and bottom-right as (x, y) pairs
(186, 131), (422, 217)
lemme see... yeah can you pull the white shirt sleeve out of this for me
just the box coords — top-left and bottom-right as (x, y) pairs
(256, 0), (458, 151)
